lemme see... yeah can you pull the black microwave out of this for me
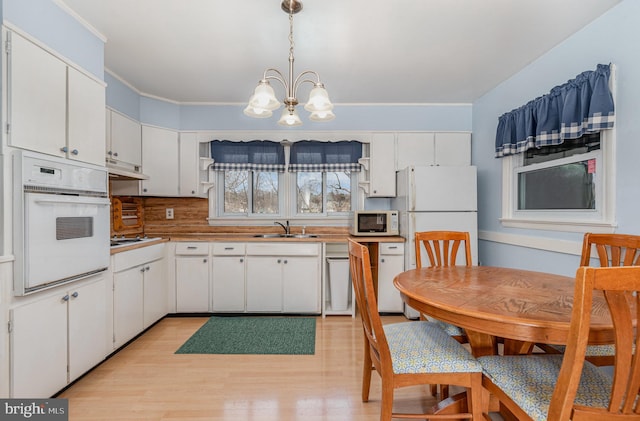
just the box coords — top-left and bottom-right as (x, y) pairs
(349, 210), (399, 236)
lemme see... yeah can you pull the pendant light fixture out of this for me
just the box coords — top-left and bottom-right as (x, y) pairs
(243, 0), (334, 126)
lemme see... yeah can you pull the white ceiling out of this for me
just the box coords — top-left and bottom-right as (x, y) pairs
(59, 0), (621, 105)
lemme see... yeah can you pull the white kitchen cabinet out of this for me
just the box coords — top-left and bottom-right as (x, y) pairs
(245, 243), (321, 314)
(67, 66), (106, 166)
(143, 259), (168, 328)
(113, 265), (144, 349)
(246, 256), (283, 312)
(6, 30), (105, 166)
(377, 243), (405, 313)
(396, 132), (471, 169)
(179, 132), (202, 196)
(112, 243), (166, 349)
(106, 108), (142, 169)
(211, 243), (246, 312)
(68, 280), (108, 381)
(141, 125), (180, 196)
(360, 133), (396, 197)
(10, 276), (107, 398)
(175, 243), (210, 312)
(282, 256), (321, 313)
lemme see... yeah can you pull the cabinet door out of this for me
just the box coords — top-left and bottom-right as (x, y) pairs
(109, 110), (142, 167)
(176, 257), (210, 312)
(368, 133), (396, 197)
(67, 67), (106, 166)
(10, 294), (67, 398)
(113, 267), (144, 349)
(434, 132), (471, 166)
(68, 279), (107, 381)
(179, 132), (200, 196)
(396, 133), (435, 169)
(141, 126), (179, 196)
(282, 256), (320, 313)
(377, 244), (405, 313)
(8, 31), (67, 156)
(246, 257), (282, 312)
(211, 256), (246, 312)
(143, 259), (168, 328)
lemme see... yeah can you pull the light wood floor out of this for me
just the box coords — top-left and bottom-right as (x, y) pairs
(58, 315), (446, 420)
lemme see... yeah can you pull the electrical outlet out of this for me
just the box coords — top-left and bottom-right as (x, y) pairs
(166, 208), (174, 219)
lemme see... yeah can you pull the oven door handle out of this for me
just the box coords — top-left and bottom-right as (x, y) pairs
(33, 197), (111, 206)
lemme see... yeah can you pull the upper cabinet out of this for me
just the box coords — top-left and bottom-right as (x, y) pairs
(396, 132), (471, 169)
(141, 125), (179, 196)
(106, 109), (142, 170)
(360, 133), (396, 197)
(5, 30), (105, 166)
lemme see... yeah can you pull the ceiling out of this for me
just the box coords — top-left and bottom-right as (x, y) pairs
(59, 0), (621, 105)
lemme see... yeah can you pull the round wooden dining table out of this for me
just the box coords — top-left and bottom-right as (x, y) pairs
(394, 266), (616, 357)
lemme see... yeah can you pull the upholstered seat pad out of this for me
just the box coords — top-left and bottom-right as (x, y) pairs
(550, 343), (635, 356)
(424, 315), (466, 337)
(478, 355), (612, 421)
(383, 321), (481, 374)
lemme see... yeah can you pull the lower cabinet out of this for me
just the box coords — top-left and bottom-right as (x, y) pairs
(211, 243), (246, 312)
(112, 243), (166, 349)
(377, 242), (405, 313)
(245, 243), (321, 314)
(10, 276), (107, 398)
(175, 242), (210, 312)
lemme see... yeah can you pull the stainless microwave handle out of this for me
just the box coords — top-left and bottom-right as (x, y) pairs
(33, 197), (110, 206)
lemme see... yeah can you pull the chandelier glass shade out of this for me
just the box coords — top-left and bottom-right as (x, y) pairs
(243, 0), (334, 126)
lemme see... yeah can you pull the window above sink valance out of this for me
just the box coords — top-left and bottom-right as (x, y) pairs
(210, 140), (286, 172)
(495, 63), (615, 158)
(288, 140), (362, 172)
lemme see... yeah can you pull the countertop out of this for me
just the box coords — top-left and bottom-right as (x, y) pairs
(110, 234), (405, 254)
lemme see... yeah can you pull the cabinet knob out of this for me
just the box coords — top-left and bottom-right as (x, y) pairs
(107, 150), (113, 156)
(113, 152), (118, 157)
(62, 294), (70, 302)
(203, 259), (207, 263)
(283, 259), (288, 264)
(192, 190), (196, 194)
(140, 267), (146, 273)
(60, 146), (68, 153)
(72, 291), (79, 298)
(143, 188), (148, 192)
(381, 258), (385, 263)
(145, 266), (150, 271)
(240, 258), (244, 263)
(71, 149), (79, 155)
(277, 259), (282, 264)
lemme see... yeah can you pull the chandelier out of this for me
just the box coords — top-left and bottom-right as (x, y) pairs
(243, 0), (335, 127)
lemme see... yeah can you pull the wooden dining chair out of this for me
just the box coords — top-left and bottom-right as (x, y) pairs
(539, 233), (640, 366)
(478, 265), (640, 421)
(414, 231), (472, 343)
(347, 239), (483, 421)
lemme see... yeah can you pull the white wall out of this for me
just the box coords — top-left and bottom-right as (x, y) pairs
(472, 0), (640, 275)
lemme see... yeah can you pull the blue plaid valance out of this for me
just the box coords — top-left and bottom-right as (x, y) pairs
(495, 64), (615, 158)
(289, 140), (362, 172)
(210, 140), (286, 172)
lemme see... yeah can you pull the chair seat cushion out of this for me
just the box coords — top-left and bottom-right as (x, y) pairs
(478, 355), (612, 421)
(383, 321), (481, 374)
(549, 343), (633, 357)
(424, 315), (466, 337)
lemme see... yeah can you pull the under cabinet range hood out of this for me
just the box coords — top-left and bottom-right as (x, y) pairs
(107, 164), (149, 180)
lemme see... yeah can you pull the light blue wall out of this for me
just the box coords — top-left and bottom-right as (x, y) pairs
(104, 73), (140, 121)
(3, 0), (104, 79)
(472, 0), (640, 275)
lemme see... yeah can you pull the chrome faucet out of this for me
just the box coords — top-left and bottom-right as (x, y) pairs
(274, 220), (290, 235)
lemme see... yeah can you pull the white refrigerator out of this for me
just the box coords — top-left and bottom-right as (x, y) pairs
(392, 165), (478, 318)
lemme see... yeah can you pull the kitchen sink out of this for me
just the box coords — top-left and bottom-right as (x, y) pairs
(253, 233), (319, 238)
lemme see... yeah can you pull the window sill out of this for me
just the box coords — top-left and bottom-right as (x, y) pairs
(499, 217), (617, 233)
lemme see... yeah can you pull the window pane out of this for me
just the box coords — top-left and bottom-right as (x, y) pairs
(253, 172), (279, 214)
(518, 160), (595, 210)
(297, 172), (322, 213)
(327, 171), (351, 212)
(224, 171), (248, 213)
